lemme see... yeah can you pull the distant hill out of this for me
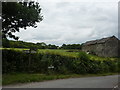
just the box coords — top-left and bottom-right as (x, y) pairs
(2, 39), (82, 50)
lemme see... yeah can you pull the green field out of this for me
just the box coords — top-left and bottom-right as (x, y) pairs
(37, 49), (118, 61)
(0, 48), (29, 51)
(1, 48), (118, 61)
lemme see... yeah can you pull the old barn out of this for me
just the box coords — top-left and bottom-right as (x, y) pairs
(82, 36), (119, 57)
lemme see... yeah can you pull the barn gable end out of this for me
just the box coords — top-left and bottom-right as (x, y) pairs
(82, 36), (119, 57)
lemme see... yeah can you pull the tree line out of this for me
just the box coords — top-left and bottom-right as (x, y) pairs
(2, 38), (82, 50)
(60, 44), (81, 49)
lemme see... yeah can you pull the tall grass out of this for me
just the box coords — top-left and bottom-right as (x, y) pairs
(3, 73), (117, 85)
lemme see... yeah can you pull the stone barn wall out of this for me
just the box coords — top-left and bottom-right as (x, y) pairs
(82, 36), (119, 57)
(103, 37), (118, 57)
(82, 43), (105, 56)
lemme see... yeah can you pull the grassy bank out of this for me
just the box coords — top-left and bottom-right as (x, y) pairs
(3, 73), (118, 85)
(38, 49), (118, 61)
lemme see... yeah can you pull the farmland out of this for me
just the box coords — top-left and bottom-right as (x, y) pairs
(1, 48), (118, 61)
(37, 49), (118, 61)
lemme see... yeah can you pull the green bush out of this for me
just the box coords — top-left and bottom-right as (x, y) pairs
(2, 49), (119, 74)
(78, 52), (89, 61)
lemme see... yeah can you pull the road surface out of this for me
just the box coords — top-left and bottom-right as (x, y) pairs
(3, 75), (119, 88)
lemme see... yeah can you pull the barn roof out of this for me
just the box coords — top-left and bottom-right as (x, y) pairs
(83, 36), (119, 45)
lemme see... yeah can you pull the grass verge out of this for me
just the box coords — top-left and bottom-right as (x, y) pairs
(2, 73), (118, 85)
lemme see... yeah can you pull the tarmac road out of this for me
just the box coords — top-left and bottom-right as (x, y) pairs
(3, 75), (119, 88)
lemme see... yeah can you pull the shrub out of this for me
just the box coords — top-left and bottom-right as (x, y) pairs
(78, 52), (89, 61)
(2, 49), (119, 74)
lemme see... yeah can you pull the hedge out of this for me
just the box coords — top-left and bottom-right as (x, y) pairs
(2, 49), (119, 74)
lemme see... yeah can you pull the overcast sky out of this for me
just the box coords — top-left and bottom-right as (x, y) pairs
(14, 0), (118, 46)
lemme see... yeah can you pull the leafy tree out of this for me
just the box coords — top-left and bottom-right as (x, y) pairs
(2, 1), (43, 40)
(60, 44), (81, 49)
(47, 44), (58, 49)
(2, 38), (10, 48)
(61, 44), (66, 49)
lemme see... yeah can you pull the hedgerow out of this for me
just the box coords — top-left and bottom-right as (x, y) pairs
(2, 49), (119, 74)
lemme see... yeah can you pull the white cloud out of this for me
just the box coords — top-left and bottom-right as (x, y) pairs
(15, 1), (118, 46)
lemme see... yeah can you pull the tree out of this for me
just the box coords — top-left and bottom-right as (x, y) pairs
(2, 38), (10, 48)
(60, 44), (81, 49)
(2, 1), (43, 40)
(47, 44), (58, 49)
